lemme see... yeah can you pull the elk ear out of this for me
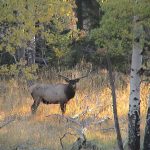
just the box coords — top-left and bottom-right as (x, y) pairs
(65, 79), (70, 82)
(75, 79), (80, 82)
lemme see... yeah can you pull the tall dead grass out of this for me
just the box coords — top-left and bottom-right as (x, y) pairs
(0, 68), (149, 150)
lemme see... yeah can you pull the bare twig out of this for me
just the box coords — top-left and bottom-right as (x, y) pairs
(60, 132), (77, 150)
(140, 79), (150, 84)
(100, 127), (115, 132)
(94, 116), (111, 125)
(0, 115), (16, 129)
(46, 114), (82, 126)
(143, 56), (150, 60)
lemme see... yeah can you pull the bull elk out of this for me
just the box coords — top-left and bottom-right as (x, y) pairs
(29, 73), (89, 114)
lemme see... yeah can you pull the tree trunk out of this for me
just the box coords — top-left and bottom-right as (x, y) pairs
(75, 0), (83, 29)
(128, 16), (143, 150)
(106, 54), (124, 150)
(143, 95), (150, 150)
(16, 48), (25, 61)
(75, 0), (100, 30)
(26, 37), (35, 66)
(25, 0), (35, 66)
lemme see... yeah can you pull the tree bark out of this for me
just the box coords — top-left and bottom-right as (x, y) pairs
(16, 48), (25, 61)
(106, 54), (124, 150)
(128, 16), (143, 150)
(26, 37), (35, 66)
(143, 95), (150, 150)
(75, 0), (100, 30)
(25, 0), (35, 66)
(75, 0), (83, 29)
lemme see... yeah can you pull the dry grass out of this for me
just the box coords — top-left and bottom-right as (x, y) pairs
(0, 69), (149, 150)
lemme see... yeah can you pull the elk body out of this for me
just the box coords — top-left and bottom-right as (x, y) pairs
(30, 74), (88, 114)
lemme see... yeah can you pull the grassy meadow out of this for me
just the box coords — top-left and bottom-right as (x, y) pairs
(0, 68), (149, 150)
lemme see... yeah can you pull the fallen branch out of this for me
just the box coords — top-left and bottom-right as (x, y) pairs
(60, 132), (77, 150)
(94, 116), (111, 125)
(0, 115), (16, 129)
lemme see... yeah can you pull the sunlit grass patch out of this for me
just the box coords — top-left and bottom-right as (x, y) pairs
(0, 69), (149, 150)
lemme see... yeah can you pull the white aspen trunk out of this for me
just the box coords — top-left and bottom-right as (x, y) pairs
(128, 16), (143, 150)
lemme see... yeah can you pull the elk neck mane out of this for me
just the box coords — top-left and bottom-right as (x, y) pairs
(65, 83), (76, 100)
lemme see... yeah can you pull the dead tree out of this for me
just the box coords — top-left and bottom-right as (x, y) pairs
(106, 54), (124, 150)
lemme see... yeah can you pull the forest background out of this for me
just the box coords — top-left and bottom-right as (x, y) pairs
(0, 0), (150, 150)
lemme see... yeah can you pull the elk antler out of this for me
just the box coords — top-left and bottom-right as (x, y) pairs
(75, 70), (92, 80)
(75, 75), (88, 80)
(58, 74), (70, 81)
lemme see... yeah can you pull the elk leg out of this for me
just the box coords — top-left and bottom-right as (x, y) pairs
(64, 103), (66, 113)
(60, 103), (66, 115)
(31, 98), (40, 114)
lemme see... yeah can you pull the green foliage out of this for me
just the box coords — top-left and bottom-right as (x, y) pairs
(0, 0), (76, 56)
(0, 62), (38, 80)
(1, 0), (149, 72)
(90, 0), (150, 70)
(0, 0), (79, 77)
(91, 0), (134, 56)
(91, 0), (150, 51)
